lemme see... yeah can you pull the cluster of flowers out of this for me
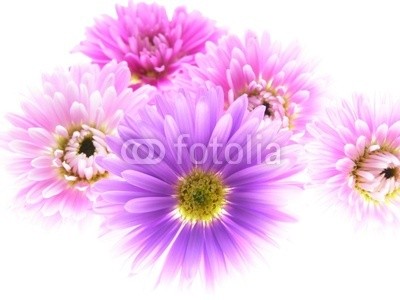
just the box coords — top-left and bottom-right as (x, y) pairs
(2, 1), (400, 287)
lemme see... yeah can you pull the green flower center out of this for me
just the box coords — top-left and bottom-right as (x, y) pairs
(176, 169), (227, 222)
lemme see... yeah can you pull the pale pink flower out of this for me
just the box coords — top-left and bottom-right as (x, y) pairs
(1, 61), (153, 224)
(307, 95), (400, 226)
(181, 31), (325, 134)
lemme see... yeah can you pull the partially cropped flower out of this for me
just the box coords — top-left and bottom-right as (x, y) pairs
(1, 61), (154, 224)
(76, 1), (225, 90)
(307, 95), (400, 226)
(94, 87), (304, 286)
(181, 32), (324, 134)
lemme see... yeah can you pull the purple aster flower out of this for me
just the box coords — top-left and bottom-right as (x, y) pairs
(94, 87), (304, 286)
(180, 31), (325, 134)
(307, 95), (400, 226)
(75, 2), (225, 90)
(1, 61), (154, 224)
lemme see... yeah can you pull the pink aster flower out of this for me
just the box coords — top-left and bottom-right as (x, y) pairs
(181, 31), (324, 134)
(307, 95), (400, 226)
(75, 1), (225, 90)
(94, 87), (304, 287)
(1, 61), (154, 224)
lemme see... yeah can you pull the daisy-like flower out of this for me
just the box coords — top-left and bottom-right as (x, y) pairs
(181, 31), (324, 133)
(94, 87), (304, 286)
(1, 61), (154, 223)
(76, 1), (225, 90)
(307, 95), (400, 225)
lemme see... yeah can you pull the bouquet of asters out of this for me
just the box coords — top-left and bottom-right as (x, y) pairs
(2, 1), (399, 288)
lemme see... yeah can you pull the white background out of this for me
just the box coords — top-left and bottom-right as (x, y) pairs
(1, 0), (400, 299)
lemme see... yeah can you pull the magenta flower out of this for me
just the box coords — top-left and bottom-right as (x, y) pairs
(1, 61), (154, 224)
(181, 31), (324, 134)
(76, 2), (225, 90)
(307, 95), (400, 225)
(94, 87), (304, 286)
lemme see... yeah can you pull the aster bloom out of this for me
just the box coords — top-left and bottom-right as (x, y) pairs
(307, 95), (400, 225)
(181, 31), (324, 134)
(76, 1), (225, 90)
(94, 87), (304, 286)
(1, 61), (153, 223)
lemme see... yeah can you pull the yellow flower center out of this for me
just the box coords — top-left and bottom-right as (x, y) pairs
(176, 169), (227, 222)
(245, 79), (295, 129)
(52, 124), (109, 186)
(353, 147), (400, 203)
